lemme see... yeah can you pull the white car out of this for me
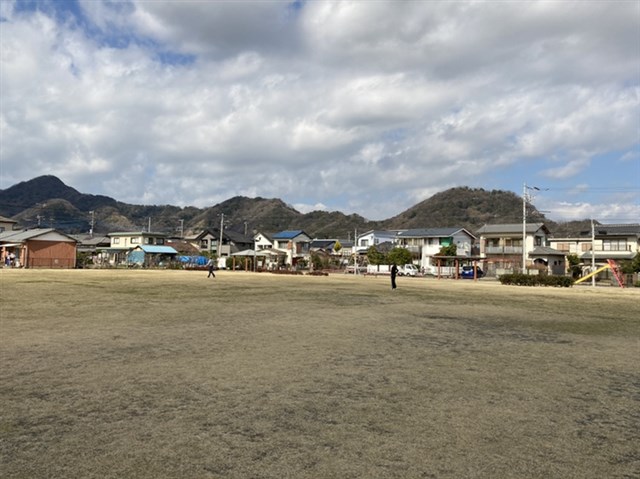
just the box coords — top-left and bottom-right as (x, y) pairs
(397, 264), (418, 276)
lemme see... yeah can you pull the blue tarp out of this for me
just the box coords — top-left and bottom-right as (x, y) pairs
(177, 255), (208, 266)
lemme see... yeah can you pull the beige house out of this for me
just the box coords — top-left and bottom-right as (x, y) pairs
(549, 224), (640, 265)
(477, 223), (550, 275)
(271, 230), (312, 267)
(103, 231), (168, 266)
(0, 215), (18, 233)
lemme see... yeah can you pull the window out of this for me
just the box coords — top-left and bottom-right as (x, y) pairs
(535, 236), (543, 246)
(603, 239), (627, 251)
(556, 243), (570, 252)
(361, 239), (369, 247)
(581, 242), (592, 252)
(156, 238), (164, 245)
(131, 237), (140, 244)
(113, 237), (120, 244)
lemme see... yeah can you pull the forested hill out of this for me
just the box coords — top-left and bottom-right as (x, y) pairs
(0, 176), (589, 237)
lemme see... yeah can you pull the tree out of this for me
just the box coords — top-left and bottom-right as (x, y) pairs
(333, 240), (342, 253)
(566, 254), (582, 278)
(367, 246), (385, 265)
(387, 247), (412, 266)
(438, 244), (457, 257)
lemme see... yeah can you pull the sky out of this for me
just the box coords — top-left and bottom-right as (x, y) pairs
(1, 0), (639, 223)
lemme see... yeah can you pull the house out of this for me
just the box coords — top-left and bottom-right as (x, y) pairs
(185, 229), (253, 265)
(103, 231), (169, 266)
(272, 230), (312, 267)
(185, 229), (221, 255)
(0, 228), (77, 268)
(310, 238), (353, 268)
(0, 215), (18, 233)
(355, 230), (400, 253)
(529, 246), (567, 276)
(395, 227), (476, 270)
(549, 223), (640, 264)
(254, 231), (274, 250)
(476, 223), (551, 275)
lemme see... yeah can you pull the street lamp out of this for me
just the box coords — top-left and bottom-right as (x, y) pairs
(523, 183), (545, 273)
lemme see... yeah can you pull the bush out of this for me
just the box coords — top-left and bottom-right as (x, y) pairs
(499, 273), (572, 287)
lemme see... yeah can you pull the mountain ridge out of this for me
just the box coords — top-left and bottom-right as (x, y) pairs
(0, 175), (592, 238)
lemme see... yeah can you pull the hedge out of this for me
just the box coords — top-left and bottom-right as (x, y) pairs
(498, 273), (573, 287)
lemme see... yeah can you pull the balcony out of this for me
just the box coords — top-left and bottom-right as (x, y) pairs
(486, 246), (523, 254)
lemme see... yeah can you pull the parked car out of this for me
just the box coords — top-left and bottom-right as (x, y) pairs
(461, 265), (484, 279)
(397, 264), (418, 276)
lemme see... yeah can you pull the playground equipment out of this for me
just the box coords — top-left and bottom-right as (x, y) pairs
(574, 259), (625, 288)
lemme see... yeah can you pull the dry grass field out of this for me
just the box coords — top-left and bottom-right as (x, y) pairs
(1, 269), (639, 479)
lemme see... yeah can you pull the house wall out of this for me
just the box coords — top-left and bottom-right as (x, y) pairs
(254, 234), (273, 250)
(26, 240), (76, 268)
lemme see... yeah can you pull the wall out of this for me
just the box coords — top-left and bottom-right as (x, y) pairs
(26, 240), (76, 268)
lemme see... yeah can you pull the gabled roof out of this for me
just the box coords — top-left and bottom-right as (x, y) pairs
(529, 246), (565, 257)
(0, 228), (77, 243)
(358, 230), (400, 237)
(396, 227), (476, 239)
(108, 231), (167, 237)
(70, 234), (111, 246)
(254, 231), (274, 242)
(273, 230), (310, 240)
(0, 215), (17, 224)
(477, 223), (549, 235)
(593, 224), (640, 237)
(224, 230), (253, 244)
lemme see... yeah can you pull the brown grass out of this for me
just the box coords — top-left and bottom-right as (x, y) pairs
(1, 269), (639, 478)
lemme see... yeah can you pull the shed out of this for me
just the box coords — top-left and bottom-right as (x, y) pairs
(0, 228), (77, 268)
(127, 245), (178, 267)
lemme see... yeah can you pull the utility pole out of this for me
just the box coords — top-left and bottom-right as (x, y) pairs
(219, 213), (224, 261)
(148, 217), (151, 233)
(179, 219), (184, 238)
(591, 219), (596, 287)
(522, 183), (527, 273)
(354, 227), (358, 275)
(89, 210), (95, 237)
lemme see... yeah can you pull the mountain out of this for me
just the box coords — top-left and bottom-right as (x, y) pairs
(0, 175), (590, 238)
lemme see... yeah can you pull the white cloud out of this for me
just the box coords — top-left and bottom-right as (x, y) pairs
(1, 0), (638, 222)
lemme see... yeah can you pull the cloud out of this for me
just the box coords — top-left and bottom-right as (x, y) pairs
(1, 0), (638, 222)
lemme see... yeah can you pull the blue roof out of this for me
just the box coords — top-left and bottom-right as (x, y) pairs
(273, 230), (304, 239)
(138, 245), (178, 254)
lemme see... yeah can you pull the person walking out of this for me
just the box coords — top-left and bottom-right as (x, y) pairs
(207, 258), (216, 278)
(390, 263), (398, 290)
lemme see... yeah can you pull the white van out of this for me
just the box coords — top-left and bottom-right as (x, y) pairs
(397, 264), (418, 276)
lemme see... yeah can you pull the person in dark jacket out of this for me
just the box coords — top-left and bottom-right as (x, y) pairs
(207, 259), (216, 278)
(390, 263), (398, 289)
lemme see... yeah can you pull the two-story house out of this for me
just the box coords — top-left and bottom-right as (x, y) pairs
(105, 231), (169, 265)
(272, 230), (312, 267)
(549, 223), (640, 267)
(395, 227), (476, 270)
(0, 215), (18, 233)
(355, 230), (400, 253)
(477, 223), (550, 275)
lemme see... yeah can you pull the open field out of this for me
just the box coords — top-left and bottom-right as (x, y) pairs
(1, 269), (639, 478)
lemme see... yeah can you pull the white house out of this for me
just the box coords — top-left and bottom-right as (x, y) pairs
(395, 227), (476, 270)
(355, 230), (400, 253)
